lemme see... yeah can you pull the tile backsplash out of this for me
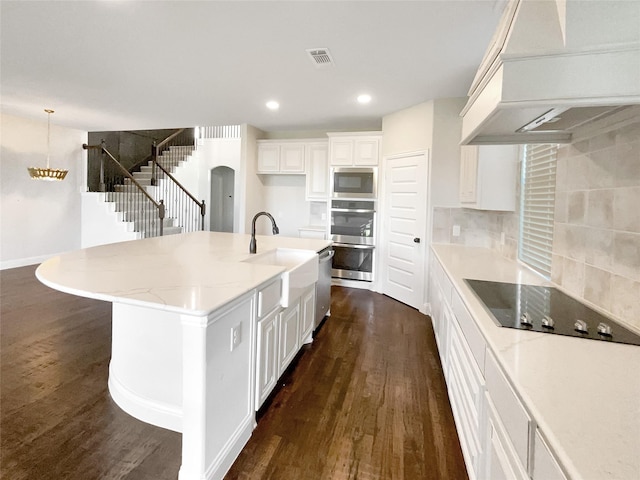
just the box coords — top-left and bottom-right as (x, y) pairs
(552, 109), (640, 330)
(432, 207), (519, 260)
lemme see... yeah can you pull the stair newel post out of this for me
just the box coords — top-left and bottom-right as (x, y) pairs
(159, 199), (165, 236)
(200, 200), (206, 231)
(151, 141), (158, 187)
(99, 140), (106, 192)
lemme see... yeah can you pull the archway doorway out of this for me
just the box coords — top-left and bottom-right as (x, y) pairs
(210, 166), (235, 232)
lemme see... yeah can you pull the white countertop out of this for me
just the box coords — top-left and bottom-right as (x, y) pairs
(36, 231), (331, 316)
(298, 225), (326, 231)
(432, 244), (640, 480)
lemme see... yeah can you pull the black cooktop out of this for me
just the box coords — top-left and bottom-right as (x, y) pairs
(465, 279), (640, 346)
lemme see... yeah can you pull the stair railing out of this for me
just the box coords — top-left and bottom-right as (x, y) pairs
(150, 128), (206, 233)
(152, 161), (206, 232)
(83, 142), (166, 237)
(150, 128), (194, 184)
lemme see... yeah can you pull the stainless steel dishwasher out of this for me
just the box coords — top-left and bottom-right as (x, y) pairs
(315, 247), (333, 328)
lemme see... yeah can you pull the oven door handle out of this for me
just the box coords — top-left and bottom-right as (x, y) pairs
(330, 208), (376, 213)
(332, 243), (375, 250)
(319, 249), (335, 261)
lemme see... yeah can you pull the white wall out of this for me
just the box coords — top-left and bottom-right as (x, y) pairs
(171, 137), (242, 231)
(1, 113), (87, 269)
(381, 101), (434, 157)
(241, 124), (267, 234)
(259, 175), (310, 237)
(431, 97), (467, 207)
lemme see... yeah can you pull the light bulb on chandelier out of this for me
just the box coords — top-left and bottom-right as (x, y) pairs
(27, 109), (68, 181)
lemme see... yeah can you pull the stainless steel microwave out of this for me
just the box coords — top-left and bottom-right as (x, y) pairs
(330, 167), (377, 199)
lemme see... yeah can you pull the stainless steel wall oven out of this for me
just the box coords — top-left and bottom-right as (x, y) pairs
(330, 200), (375, 282)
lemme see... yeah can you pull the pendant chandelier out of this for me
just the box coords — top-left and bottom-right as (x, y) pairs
(28, 109), (68, 181)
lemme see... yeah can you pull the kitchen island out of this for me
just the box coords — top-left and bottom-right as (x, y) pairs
(430, 244), (640, 480)
(36, 231), (331, 480)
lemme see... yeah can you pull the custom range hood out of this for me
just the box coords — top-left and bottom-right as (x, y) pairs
(461, 0), (640, 145)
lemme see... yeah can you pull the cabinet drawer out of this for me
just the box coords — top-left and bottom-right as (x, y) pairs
(449, 319), (484, 435)
(448, 368), (481, 479)
(485, 351), (532, 470)
(436, 261), (453, 304)
(257, 279), (282, 317)
(484, 392), (529, 480)
(533, 430), (567, 480)
(451, 290), (486, 376)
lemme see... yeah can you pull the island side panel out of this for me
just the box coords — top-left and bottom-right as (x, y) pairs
(109, 303), (183, 432)
(179, 291), (257, 480)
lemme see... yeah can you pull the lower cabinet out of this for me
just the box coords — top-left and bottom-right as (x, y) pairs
(429, 252), (566, 480)
(255, 307), (280, 409)
(279, 301), (300, 375)
(299, 286), (315, 345)
(482, 392), (529, 480)
(255, 284), (316, 410)
(532, 430), (568, 480)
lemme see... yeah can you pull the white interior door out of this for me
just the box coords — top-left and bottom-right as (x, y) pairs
(380, 152), (427, 309)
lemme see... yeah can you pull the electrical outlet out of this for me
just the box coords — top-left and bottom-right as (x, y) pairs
(452, 225), (461, 237)
(230, 323), (242, 352)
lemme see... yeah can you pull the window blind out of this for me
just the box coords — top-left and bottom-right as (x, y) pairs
(519, 144), (558, 277)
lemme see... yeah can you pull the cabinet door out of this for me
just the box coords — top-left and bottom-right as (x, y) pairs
(305, 143), (329, 200)
(280, 143), (305, 173)
(279, 302), (300, 375)
(532, 430), (567, 480)
(482, 393), (529, 480)
(258, 144), (280, 173)
(475, 145), (518, 211)
(460, 145), (478, 203)
(255, 308), (279, 409)
(485, 351), (532, 469)
(330, 139), (354, 166)
(354, 138), (379, 166)
(299, 286), (315, 345)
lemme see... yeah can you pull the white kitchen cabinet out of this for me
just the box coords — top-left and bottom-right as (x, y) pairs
(483, 392), (530, 480)
(459, 145), (518, 211)
(299, 285), (315, 345)
(278, 301), (300, 375)
(429, 251), (551, 480)
(484, 351), (532, 471)
(532, 430), (567, 480)
(328, 132), (381, 166)
(255, 280), (317, 410)
(255, 306), (279, 409)
(305, 142), (329, 200)
(257, 140), (305, 174)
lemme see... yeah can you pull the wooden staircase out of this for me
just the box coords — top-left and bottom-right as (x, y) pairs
(110, 145), (197, 238)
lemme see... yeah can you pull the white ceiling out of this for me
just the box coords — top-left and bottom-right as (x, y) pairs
(0, 1), (505, 133)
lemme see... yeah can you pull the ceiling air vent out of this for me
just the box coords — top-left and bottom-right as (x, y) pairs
(306, 48), (334, 67)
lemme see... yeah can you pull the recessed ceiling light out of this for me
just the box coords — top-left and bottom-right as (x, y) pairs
(357, 94), (372, 104)
(266, 100), (280, 111)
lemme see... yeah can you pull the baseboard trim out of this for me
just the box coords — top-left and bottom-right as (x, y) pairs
(178, 414), (254, 480)
(0, 253), (57, 270)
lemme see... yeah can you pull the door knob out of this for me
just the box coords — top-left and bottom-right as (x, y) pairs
(413, 237), (421, 243)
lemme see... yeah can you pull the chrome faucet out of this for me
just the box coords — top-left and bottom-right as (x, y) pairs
(249, 211), (280, 254)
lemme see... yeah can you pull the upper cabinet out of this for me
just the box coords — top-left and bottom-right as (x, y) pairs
(305, 142), (329, 200)
(459, 145), (519, 211)
(328, 132), (382, 166)
(257, 140), (306, 174)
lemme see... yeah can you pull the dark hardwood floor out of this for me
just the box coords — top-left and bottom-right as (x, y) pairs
(1, 265), (467, 479)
